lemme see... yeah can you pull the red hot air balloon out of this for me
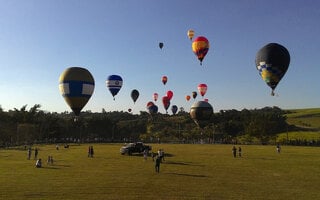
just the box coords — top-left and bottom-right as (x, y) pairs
(146, 101), (154, 108)
(162, 76), (168, 85)
(166, 90), (173, 100)
(186, 95), (191, 101)
(198, 84), (207, 97)
(162, 96), (170, 113)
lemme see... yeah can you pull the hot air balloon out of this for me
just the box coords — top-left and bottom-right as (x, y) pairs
(148, 105), (158, 115)
(187, 29), (195, 40)
(255, 43), (290, 96)
(171, 105), (178, 115)
(59, 67), (95, 116)
(192, 36), (209, 65)
(162, 76), (167, 85)
(192, 91), (197, 100)
(106, 75), (123, 100)
(153, 93), (159, 102)
(204, 98), (209, 102)
(159, 42), (164, 49)
(166, 90), (173, 101)
(146, 101), (155, 108)
(190, 101), (213, 129)
(186, 95), (191, 101)
(131, 89), (139, 103)
(198, 84), (207, 97)
(162, 96), (170, 113)
(128, 108), (132, 113)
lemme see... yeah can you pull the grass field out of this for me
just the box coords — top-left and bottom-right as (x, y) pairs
(1, 143), (320, 200)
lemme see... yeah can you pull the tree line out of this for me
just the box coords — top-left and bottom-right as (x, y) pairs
(0, 104), (294, 147)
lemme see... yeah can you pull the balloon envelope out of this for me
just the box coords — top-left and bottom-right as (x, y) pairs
(162, 96), (170, 112)
(166, 90), (173, 100)
(192, 36), (209, 65)
(148, 105), (158, 114)
(106, 75), (123, 99)
(146, 101), (154, 108)
(187, 29), (195, 40)
(171, 105), (178, 115)
(190, 101), (213, 129)
(59, 67), (95, 116)
(159, 42), (164, 49)
(162, 76), (167, 85)
(186, 95), (191, 101)
(255, 43), (290, 95)
(153, 93), (158, 102)
(131, 89), (139, 103)
(192, 91), (197, 99)
(198, 84), (207, 97)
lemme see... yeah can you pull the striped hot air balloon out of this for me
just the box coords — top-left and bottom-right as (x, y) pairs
(59, 67), (95, 116)
(106, 75), (123, 100)
(192, 36), (209, 65)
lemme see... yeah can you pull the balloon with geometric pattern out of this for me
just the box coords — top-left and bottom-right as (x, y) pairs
(59, 67), (95, 116)
(192, 36), (209, 65)
(255, 43), (290, 96)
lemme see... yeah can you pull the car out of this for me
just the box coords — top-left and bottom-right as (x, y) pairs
(120, 142), (152, 155)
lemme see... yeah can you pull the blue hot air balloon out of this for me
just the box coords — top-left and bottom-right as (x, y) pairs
(171, 105), (178, 115)
(106, 75), (123, 100)
(59, 67), (95, 116)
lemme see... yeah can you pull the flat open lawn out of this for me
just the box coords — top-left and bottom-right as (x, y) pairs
(1, 144), (319, 200)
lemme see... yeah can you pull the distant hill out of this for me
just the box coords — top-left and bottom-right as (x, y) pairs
(277, 108), (320, 143)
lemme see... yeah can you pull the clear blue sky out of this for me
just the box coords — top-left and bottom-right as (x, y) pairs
(0, 0), (319, 114)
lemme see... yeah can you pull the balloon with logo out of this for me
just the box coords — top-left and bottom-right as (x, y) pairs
(187, 29), (195, 40)
(192, 36), (209, 65)
(166, 90), (173, 101)
(106, 75), (123, 100)
(59, 67), (95, 116)
(255, 43), (290, 96)
(162, 96), (170, 114)
(131, 89), (139, 103)
(198, 84), (207, 97)
(190, 101), (213, 129)
(162, 76), (168, 85)
(171, 105), (178, 115)
(153, 93), (159, 102)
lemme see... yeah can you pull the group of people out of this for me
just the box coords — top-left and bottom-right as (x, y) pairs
(232, 146), (242, 158)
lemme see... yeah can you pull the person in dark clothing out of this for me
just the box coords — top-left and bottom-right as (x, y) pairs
(155, 156), (161, 173)
(232, 146), (237, 158)
(238, 146), (242, 157)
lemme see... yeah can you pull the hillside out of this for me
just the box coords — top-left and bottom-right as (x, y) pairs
(277, 108), (320, 143)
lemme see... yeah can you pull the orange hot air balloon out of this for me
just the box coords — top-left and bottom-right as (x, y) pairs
(153, 93), (158, 102)
(187, 29), (195, 40)
(192, 36), (209, 65)
(198, 83), (207, 97)
(186, 95), (191, 101)
(162, 76), (168, 85)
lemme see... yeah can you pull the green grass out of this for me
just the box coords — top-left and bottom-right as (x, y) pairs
(1, 144), (320, 200)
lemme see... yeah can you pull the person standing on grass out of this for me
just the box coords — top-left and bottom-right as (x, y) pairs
(238, 146), (242, 157)
(276, 144), (281, 153)
(27, 147), (32, 160)
(155, 156), (161, 173)
(232, 146), (237, 158)
(34, 147), (38, 160)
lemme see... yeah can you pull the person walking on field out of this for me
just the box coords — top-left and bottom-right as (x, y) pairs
(155, 156), (161, 173)
(34, 147), (39, 160)
(232, 146), (237, 158)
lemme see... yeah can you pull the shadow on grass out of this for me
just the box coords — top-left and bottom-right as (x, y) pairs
(164, 161), (205, 167)
(165, 172), (209, 178)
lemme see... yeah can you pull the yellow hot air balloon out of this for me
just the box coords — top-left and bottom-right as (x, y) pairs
(59, 67), (95, 116)
(192, 36), (210, 65)
(187, 29), (195, 40)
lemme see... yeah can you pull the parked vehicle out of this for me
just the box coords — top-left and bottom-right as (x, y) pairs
(120, 142), (152, 155)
